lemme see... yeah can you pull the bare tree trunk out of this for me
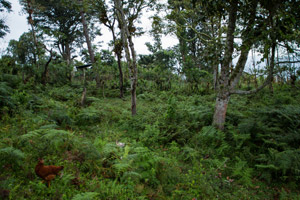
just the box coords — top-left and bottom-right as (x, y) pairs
(42, 49), (53, 85)
(127, 34), (137, 115)
(79, 0), (101, 88)
(64, 43), (71, 65)
(117, 52), (124, 98)
(252, 48), (258, 88)
(213, 93), (230, 129)
(80, 4), (95, 63)
(213, 64), (219, 90)
(81, 87), (86, 107)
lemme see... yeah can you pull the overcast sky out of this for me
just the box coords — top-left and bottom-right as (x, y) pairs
(0, 0), (178, 57)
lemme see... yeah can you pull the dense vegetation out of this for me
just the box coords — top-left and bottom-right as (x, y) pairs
(1, 62), (299, 199)
(1, 0), (300, 199)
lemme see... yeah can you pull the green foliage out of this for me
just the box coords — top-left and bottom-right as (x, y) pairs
(76, 107), (102, 125)
(232, 157), (253, 186)
(237, 105), (300, 181)
(0, 82), (16, 112)
(72, 192), (99, 200)
(0, 147), (25, 170)
(0, 71), (299, 199)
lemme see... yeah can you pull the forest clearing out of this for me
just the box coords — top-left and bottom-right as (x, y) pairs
(0, 0), (300, 199)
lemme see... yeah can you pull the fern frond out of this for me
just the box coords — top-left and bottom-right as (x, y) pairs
(0, 147), (25, 169)
(72, 192), (99, 200)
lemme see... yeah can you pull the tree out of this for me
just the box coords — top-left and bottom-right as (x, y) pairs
(7, 32), (47, 82)
(166, 0), (225, 91)
(91, 0), (125, 98)
(212, 0), (297, 130)
(19, 0), (40, 67)
(114, 0), (154, 115)
(32, 0), (82, 65)
(0, 0), (11, 38)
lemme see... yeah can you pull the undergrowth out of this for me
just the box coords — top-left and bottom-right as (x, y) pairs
(0, 82), (299, 200)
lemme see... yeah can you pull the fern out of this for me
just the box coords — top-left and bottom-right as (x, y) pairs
(72, 192), (99, 200)
(0, 147), (25, 169)
(232, 157), (253, 186)
(19, 128), (74, 156)
(76, 107), (102, 125)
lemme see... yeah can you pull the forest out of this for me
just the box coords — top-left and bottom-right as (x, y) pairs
(0, 0), (300, 199)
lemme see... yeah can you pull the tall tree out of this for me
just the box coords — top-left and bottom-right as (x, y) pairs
(114, 0), (153, 115)
(166, 0), (225, 90)
(92, 0), (125, 98)
(19, 0), (39, 66)
(78, 0), (95, 64)
(212, 0), (293, 130)
(32, 0), (82, 65)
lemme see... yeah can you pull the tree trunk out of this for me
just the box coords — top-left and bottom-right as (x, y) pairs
(127, 34), (138, 115)
(112, 29), (124, 98)
(42, 49), (53, 85)
(117, 53), (124, 98)
(63, 43), (71, 65)
(213, 93), (230, 130)
(213, 65), (218, 90)
(81, 87), (86, 107)
(79, 0), (101, 88)
(80, 5), (95, 63)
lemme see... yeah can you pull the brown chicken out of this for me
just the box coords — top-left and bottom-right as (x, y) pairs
(35, 158), (64, 187)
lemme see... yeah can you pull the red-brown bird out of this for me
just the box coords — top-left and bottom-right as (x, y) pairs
(35, 158), (64, 187)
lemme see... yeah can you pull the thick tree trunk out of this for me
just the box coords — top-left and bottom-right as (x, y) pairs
(213, 93), (230, 130)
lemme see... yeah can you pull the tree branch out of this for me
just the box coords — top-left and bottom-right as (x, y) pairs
(276, 60), (300, 64)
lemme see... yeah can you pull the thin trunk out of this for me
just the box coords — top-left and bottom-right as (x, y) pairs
(42, 49), (53, 85)
(30, 23), (38, 67)
(212, 16), (221, 91)
(231, 42), (276, 95)
(79, 1), (101, 88)
(80, 6), (95, 63)
(128, 34), (137, 115)
(252, 49), (258, 88)
(66, 43), (71, 65)
(27, 0), (39, 68)
(81, 87), (86, 107)
(117, 53), (124, 98)
(213, 66), (218, 90)
(112, 30), (124, 98)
